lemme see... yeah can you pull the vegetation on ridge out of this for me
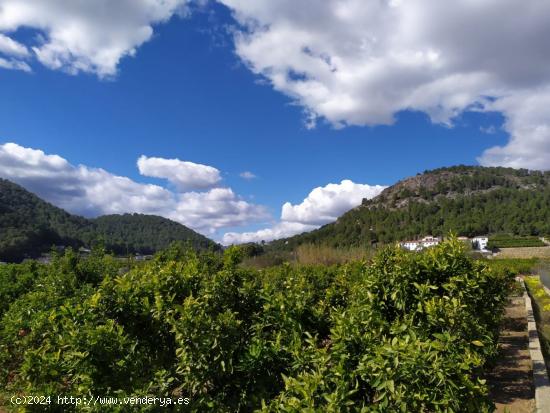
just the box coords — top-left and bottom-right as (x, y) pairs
(0, 178), (218, 262)
(271, 166), (550, 250)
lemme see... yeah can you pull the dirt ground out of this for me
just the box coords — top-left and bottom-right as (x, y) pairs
(487, 295), (535, 412)
(496, 247), (550, 259)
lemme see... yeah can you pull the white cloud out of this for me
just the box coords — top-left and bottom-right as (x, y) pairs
(239, 171), (256, 180)
(3, 1), (550, 166)
(480, 125), (497, 135)
(223, 179), (386, 244)
(0, 0), (190, 76)
(478, 88), (550, 170)
(173, 188), (268, 234)
(0, 142), (267, 236)
(223, 221), (315, 245)
(137, 155), (221, 191)
(0, 33), (29, 57)
(218, 0), (550, 168)
(281, 180), (386, 226)
(0, 56), (31, 72)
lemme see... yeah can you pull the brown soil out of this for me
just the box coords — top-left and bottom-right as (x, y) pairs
(487, 295), (535, 412)
(496, 247), (550, 259)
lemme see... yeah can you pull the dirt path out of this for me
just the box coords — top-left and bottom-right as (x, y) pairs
(487, 295), (535, 412)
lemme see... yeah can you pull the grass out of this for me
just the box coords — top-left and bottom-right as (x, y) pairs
(487, 258), (539, 275)
(488, 235), (545, 249)
(241, 244), (374, 269)
(294, 244), (373, 265)
(523, 275), (550, 374)
(240, 251), (293, 269)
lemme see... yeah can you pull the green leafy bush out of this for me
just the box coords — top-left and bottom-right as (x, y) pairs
(524, 276), (550, 368)
(486, 258), (538, 275)
(488, 235), (545, 249)
(0, 239), (512, 412)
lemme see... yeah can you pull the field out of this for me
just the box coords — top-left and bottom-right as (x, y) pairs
(495, 247), (550, 259)
(0, 239), (515, 412)
(241, 244), (374, 269)
(488, 235), (546, 249)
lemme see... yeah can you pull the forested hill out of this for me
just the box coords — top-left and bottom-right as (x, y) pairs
(90, 214), (217, 255)
(271, 165), (550, 250)
(0, 178), (218, 261)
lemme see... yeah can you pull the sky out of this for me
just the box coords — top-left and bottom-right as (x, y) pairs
(0, 0), (549, 244)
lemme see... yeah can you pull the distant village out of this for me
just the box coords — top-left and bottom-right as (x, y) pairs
(400, 235), (489, 252)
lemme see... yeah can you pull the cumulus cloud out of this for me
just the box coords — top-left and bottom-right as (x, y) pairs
(0, 33), (31, 71)
(0, 0), (189, 76)
(174, 188), (268, 233)
(478, 89), (550, 170)
(0, 143), (174, 217)
(0, 142), (267, 235)
(223, 221), (316, 245)
(218, 0), (550, 168)
(0, 33), (29, 57)
(281, 180), (386, 226)
(137, 155), (221, 191)
(0, 56), (31, 72)
(239, 171), (256, 180)
(223, 179), (386, 244)
(3, 1), (550, 167)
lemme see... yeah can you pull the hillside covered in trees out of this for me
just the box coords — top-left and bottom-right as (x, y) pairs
(272, 166), (550, 250)
(0, 179), (218, 261)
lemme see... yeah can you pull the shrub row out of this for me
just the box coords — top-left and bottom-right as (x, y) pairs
(523, 276), (550, 368)
(488, 235), (545, 249)
(0, 239), (513, 412)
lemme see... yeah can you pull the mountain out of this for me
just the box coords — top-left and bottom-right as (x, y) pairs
(270, 166), (550, 250)
(90, 214), (216, 255)
(0, 178), (218, 261)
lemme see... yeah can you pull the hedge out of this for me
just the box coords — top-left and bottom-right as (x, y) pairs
(524, 276), (550, 370)
(0, 240), (513, 412)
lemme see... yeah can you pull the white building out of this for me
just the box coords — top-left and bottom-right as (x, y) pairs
(421, 236), (440, 248)
(472, 236), (489, 251)
(400, 236), (441, 251)
(401, 240), (421, 251)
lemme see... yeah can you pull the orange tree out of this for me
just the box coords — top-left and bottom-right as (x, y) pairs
(0, 239), (512, 412)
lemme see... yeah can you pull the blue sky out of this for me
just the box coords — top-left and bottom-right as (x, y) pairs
(0, 1), (548, 243)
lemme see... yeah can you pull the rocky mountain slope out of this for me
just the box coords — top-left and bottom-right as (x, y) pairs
(270, 166), (550, 250)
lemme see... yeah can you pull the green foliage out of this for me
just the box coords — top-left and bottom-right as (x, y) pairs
(240, 251), (293, 269)
(486, 258), (538, 275)
(0, 248), (124, 409)
(90, 214), (219, 255)
(0, 239), (512, 412)
(524, 276), (550, 368)
(487, 235), (545, 249)
(0, 179), (89, 261)
(0, 261), (43, 316)
(0, 179), (218, 262)
(238, 243), (266, 258)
